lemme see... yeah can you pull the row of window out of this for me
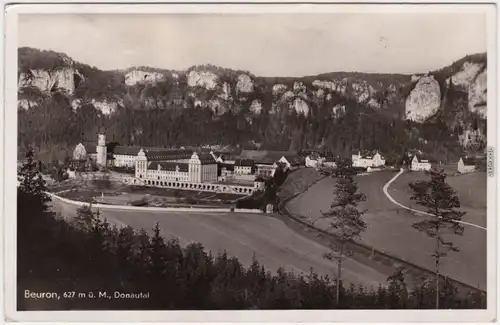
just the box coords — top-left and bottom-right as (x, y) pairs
(142, 180), (254, 194)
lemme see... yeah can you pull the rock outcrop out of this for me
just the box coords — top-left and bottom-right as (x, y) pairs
(446, 62), (487, 118)
(272, 84), (287, 96)
(292, 98), (309, 116)
(250, 100), (263, 114)
(405, 75), (441, 122)
(18, 68), (84, 95)
(125, 70), (166, 86)
(91, 99), (120, 115)
(469, 69), (487, 117)
(187, 70), (218, 90)
(236, 74), (254, 93)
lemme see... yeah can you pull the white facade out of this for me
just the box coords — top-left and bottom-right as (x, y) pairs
(235, 165), (252, 175)
(135, 149), (148, 179)
(188, 153), (202, 183)
(135, 150), (218, 184)
(352, 151), (386, 168)
(114, 155), (136, 168)
(305, 156), (318, 168)
(254, 180), (265, 190)
(410, 155), (432, 171)
(96, 134), (107, 168)
(278, 156), (294, 170)
(322, 160), (337, 168)
(150, 165), (189, 182)
(457, 158), (476, 174)
(256, 164), (275, 177)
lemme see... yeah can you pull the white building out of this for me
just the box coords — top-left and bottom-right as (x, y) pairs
(278, 155), (305, 171)
(410, 155), (432, 171)
(96, 134), (107, 168)
(322, 158), (337, 168)
(457, 157), (476, 174)
(352, 150), (386, 168)
(305, 152), (321, 168)
(305, 156), (318, 168)
(234, 159), (254, 175)
(135, 149), (218, 183)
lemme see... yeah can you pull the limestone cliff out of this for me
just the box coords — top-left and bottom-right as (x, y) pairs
(18, 67), (84, 95)
(125, 70), (166, 86)
(17, 47), (487, 153)
(405, 76), (441, 122)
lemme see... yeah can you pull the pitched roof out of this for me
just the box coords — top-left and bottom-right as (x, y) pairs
(461, 157), (477, 166)
(197, 153), (217, 165)
(283, 155), (305, 166)
(235, 159), (254, 167)
(80, 142), (97, 154)
(112, 146), (143, 156)
(146, 149), (193, 161)
(239, 150), (297, 165)
(307, 152), (320, 160)
(358, 150), (383, 159)
(412, 154), (432, 163)
(219, 163), (235, 171)
(148, 162), (189, 172)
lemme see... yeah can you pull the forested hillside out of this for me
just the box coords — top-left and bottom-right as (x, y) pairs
(17, 47), (487, 163)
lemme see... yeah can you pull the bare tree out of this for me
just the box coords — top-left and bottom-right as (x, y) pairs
(409, 168), (465, 309)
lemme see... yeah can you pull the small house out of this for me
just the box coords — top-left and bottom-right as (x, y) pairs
(279, 154), (305, 171)
(457, 156), (477, 174)
(305, 153), (320, 168)
(352, 150), (386, 168)
(234, 159), (254, 175)
(410, 154), (432, 171)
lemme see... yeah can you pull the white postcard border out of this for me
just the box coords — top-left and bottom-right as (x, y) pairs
(2, 1), (498, 323)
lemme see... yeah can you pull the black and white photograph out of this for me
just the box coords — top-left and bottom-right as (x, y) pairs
(2, 2), (497, 323)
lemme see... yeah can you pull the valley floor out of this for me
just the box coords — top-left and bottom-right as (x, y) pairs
(286, 171), (487, 290)
(50, 197), (388, 288)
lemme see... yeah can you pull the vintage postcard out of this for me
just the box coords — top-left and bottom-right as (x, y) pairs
(2, 1), (497, 323)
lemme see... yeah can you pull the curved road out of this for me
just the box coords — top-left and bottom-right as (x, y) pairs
(383, 169), (486, 231)
(287, 171), (487, 290)
(49, 196), (389, 288)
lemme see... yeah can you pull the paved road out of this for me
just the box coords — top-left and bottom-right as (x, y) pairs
(383, 169), (486, 230)
(287, 171), (487, 290)
(49, 197), (389, 288)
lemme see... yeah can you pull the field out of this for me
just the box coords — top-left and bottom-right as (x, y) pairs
(278, 168), (325, 201)
(49, 197), (389, 288)
(390, 171), (487, 227)
(286, 171), (487, 290)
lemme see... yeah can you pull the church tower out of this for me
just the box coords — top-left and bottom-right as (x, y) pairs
(96, 134), (107, 168)
(135, 149), (148, 179)
(188, 152), (201, 183)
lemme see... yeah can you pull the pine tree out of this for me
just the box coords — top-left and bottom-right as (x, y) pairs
(409, 169), (465, 309)
(72, 204), (100, 232)
(18, 148), (51, 212)
(387, 267), (408, 308)
(321, 162), (367, 306)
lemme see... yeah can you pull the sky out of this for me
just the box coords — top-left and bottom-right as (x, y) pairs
(18, 13), (487, 77)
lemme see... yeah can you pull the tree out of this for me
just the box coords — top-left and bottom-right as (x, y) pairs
(387, 267), (408, 308)
(18, 148), (51, 212)
(72, 204), (101, 232)
(321, 162), (367, 306)
(408, 169), (465, 309)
